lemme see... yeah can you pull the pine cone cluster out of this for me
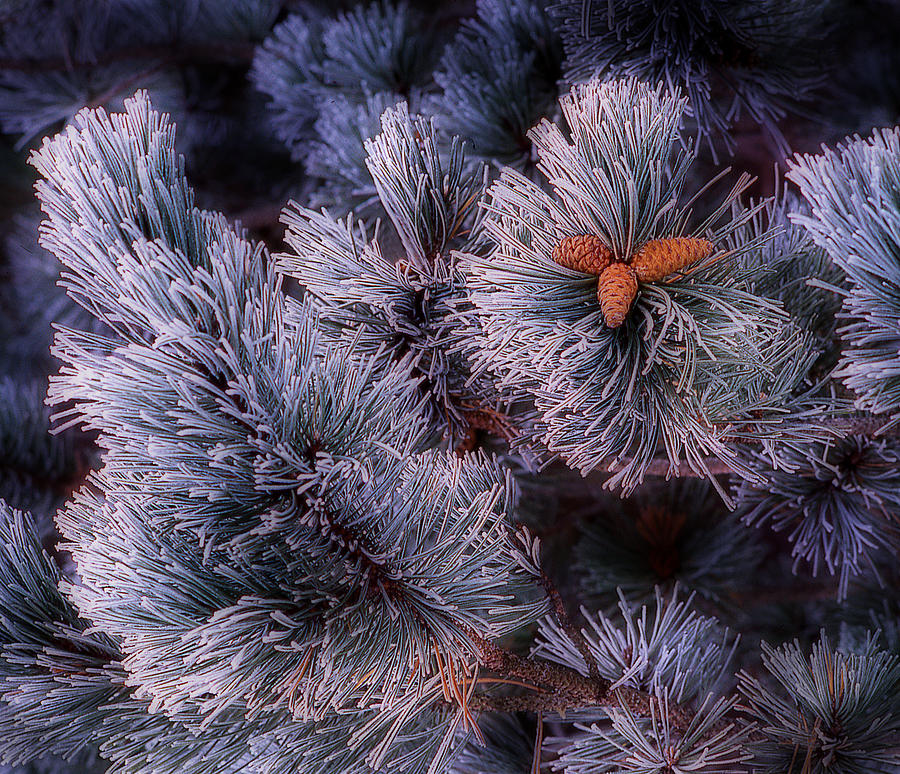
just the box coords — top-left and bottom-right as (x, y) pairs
(552, 234), (714, 327)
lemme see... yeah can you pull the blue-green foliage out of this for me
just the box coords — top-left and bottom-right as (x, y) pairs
(551, 691), (751, 774)
(549, 0), (829, 156)
(0, 379), (85, 526)
(252, 1), (444, 226)
(789, 126), (900, 426)
(278, 103), (521, 447)
(249, 11), (326, 158)
(304, 91), (403, 218)
(465, 77), (822, 497)
(729, 190), (845, 363)
(534, 588), (736, 704)
(0, 0), (280, 155)
(737, 434), (900, 600)
(449, 713), (535, 774)
(252, 2), (439, 161)
(539, 589), (749, 773)
(24, 90), (550, 773)
(0, 504), (119, 766)
(0, 0), (899, 768)
(574, 479), (763, 608)
(317, 1), (437, 100)
(0, 502), (262, 774)
(431, 0), (565, 171)
(739, 634), (900, 773)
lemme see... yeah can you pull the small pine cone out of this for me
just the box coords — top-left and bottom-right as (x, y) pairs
(630, 237), (714, 282)
(598, 263), (638, 328)
(552, 234), (613, 275)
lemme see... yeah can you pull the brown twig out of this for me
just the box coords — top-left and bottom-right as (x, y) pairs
(827, 415), (900, 438)
(598, 455), (736, 477)
(538, 568), (603, 684)
(471, 632), (609, 701)
(466, 634), (700, 732)
(531, 712), (543, 774)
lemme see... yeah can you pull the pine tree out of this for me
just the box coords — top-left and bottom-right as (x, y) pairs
(1, 2), (900, 773)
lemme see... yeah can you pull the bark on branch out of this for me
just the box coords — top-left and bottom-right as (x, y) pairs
(467, 635), (699, 732)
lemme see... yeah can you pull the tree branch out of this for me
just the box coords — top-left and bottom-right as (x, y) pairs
(537, 568), (602, 684)
(461, 636), (772, 753)
(466, 635), (699, 732)
(599, 455), (736, 477)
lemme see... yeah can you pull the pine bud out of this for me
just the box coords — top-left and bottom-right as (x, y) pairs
(630, 237), (714, 282)
(552, 234), (613, 274)
(598, 263), (638, 328)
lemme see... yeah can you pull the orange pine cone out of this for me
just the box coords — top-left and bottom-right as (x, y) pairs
(598, 263), (638, 328)
(552, 234), (613, 275)
(630, 237), (714, 282)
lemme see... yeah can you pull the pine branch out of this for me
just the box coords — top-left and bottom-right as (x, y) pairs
(599, 455), (736, 478)
(473, 632), (608, 699)
(467, 635), (700, 735)
(536, 569), (602, 684)
(466, 77), (830, 501)
(829, 415), (900, 438)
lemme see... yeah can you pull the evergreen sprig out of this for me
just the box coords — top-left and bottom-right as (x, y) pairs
(0, 379), (84, 524)
(278, 103), (517, 447)
(0, 502), (258, 774)
(736, 434), (900, 600)
(465, 77), (820, 497)
(304, 91), (402, 219)
(431, 0), (565, 171)
(28, 90), (550, 773)
(788, 126), (900, 427)
(249, 10), (326, 160)
(738, 634), (900, 773)
(1, 5), (899, 772)
(728, 189), (845, 361)
(549, 0), (829, 156)
(252, 2), (439, 162)
(574, 479), (763, 607)
(536, 588), (747, 773)
(533, 587), (737, 705)
(0, 503), (119, 766)
(551, 690), (752, 774)
(0, 0), (277, 154)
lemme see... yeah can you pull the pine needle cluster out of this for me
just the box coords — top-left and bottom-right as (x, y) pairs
(1, 3), (900, 772)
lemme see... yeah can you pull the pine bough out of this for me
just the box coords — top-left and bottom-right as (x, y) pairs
(0, 73), (898, 774)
